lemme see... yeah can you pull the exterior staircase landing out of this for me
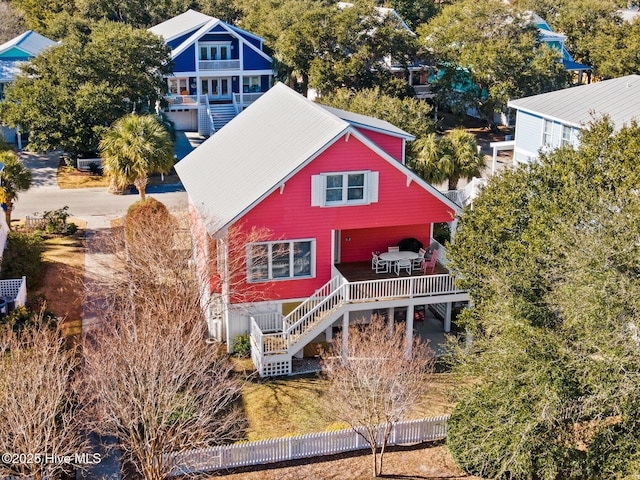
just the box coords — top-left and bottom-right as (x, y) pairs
(209, 103), (237, 131)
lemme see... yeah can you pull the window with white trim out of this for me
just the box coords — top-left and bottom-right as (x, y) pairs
(561, 124), (572, 146)
(199, 42), (232, 60)
(543, 119), (553, 147)
(311, 171), (379, 207)
(248, 240), (314, 282)
(243, 76), (261, 93)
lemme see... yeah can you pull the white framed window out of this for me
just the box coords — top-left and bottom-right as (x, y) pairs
(543, 119), (553, 147)
(198, 42), (232, 60)
(243, 76), (261, 93)
(561, 124), (572, 146)
(311, 171), (379, 207)
(248, 240), (315, 282)
(168, 78), (189, 95)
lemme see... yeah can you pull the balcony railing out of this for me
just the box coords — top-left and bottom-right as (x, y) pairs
(233, 92), (265, 106)
(198, 59), (241, 71)
(165, 95), (206, 107)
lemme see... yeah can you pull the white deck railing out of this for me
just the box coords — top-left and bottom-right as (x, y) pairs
(233, 92), (265, 106)
(198, 59), (241, 71)
(251, 273), (466, 362)
(169, 415), (449, 476)
(165, 95), (206, 107)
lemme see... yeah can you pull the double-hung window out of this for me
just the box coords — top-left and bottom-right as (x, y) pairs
(248, 240), (314, 282)
(311, 171), (378, 207)
(543, 119), (553, 147)
(561, 125), (572, 147)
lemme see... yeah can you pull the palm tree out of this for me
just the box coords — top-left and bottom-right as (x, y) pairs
(0, 150), (32, 227)
(411, 129), (484, 190)
(100, 114), (174, 199)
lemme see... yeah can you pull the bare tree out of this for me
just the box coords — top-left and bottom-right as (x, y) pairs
(0, 1), (24, 44)
(79, 312), (243, 480)
(321, 317), (435, 477)
(80, 199), (244, 479)
(0, 324), (85, 480)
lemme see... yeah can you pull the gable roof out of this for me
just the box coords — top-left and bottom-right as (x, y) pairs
(148, 9), (212, 42)
(176, 83), (455, 234)
(508, 75), (640, 129)
(148, 10), (270, 65)
(0, 31), (57, 58)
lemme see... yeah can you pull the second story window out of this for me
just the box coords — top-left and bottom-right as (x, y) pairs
(543, 119), (553, 147)
(311, 171), (379, 207)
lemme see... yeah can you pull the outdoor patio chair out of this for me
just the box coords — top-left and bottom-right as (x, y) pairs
(388, 246), (400, 252)
(371, 253), (389, 273)
(420, 249), (438, 274)
(412, 248), (427, 270)
(395, 258), (412, 276)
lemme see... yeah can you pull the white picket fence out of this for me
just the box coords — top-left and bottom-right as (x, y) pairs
(25, 215), (46, 230)
(168, 415), (449, 476)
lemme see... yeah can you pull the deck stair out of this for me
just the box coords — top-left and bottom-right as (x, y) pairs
(209, 103), (238, 131)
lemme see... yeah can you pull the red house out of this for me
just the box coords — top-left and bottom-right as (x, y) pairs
(176, 83), (469, 376)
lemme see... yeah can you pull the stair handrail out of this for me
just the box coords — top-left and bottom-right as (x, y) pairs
(231, 94), (240, 114)
(286, 284), (346, 350)
(283, 276), (343, 331)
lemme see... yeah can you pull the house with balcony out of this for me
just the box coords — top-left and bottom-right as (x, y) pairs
(500, 74), (640, 166)
(148, 9), (273, 136)
(176, 83), (469, 377)
(0, 30), (58, 145)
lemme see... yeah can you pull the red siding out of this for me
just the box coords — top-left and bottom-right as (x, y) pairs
(340, 224), (430, 263)
(225, 134), (454, 303)
(354, 126), (404, 162)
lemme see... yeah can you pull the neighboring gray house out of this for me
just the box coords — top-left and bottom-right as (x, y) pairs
(501, 75), (640, 166)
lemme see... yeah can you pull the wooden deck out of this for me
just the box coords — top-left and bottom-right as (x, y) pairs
(335, 261), (448, 282)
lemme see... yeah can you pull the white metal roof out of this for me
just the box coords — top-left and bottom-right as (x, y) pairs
(148, 9), (213, 41)
(0, 60), (22, 82)
(508, 75), (640, 129)
(176, 83), (452, 234)
(175, 83), (350, 233)
(319, 105), (415, 140)
(0, 31), (58, 57)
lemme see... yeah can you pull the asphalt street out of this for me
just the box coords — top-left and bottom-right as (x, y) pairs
(12, 131), (205, 224)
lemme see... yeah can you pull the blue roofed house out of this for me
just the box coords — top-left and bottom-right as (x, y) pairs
(532, 13), (591, 85)
(500, 75), (640, 167)
(0, 31), (58, 145)
(148, 10), (273, 135)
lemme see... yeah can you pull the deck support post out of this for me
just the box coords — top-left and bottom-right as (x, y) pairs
(387, 307), (395, 335)
(405, 305), (414, 358)
(444, 302), (452, 333)
(341, 313), (349, 360)
(325, 325), (333, 342)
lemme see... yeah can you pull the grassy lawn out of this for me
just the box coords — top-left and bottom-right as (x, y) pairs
(240, 372), (460, 441)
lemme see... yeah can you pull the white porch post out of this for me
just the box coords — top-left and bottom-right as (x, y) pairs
(405, 305), (414, 358)
(387, 307), (395, 335)
(341, 313), (349, 359)
(16, 124), (21, 151)
(444, 302), (452, 333)
(325, 325), (333, 342)
(239, 74), (243, 109)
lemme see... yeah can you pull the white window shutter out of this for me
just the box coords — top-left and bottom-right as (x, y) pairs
(311, 175), (324, 206)
(368, 171), (379, 203)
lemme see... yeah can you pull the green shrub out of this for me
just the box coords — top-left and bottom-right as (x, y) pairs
(0, 232), (44, 289)
(42, 206), (71, 234)
(66, 222), (78, 234)
(233, 333), (251, 357)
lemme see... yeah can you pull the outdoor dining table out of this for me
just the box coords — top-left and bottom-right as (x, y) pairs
(379, 250), (419, 265)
